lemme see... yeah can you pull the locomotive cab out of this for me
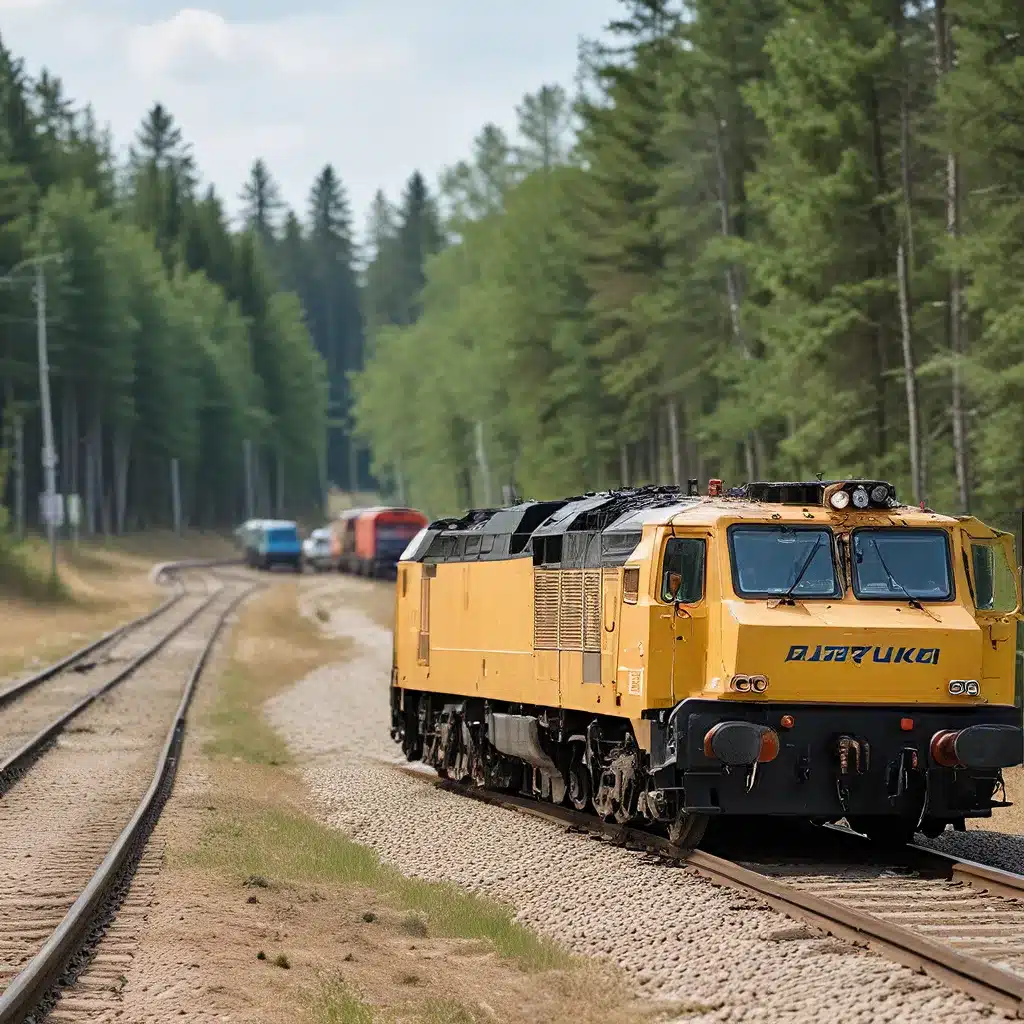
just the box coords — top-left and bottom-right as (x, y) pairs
(637, 481), (1023, 844)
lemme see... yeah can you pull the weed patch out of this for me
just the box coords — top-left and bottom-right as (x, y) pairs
(187, 804), (569, 972)
(308, 978), (374, 1024)
(0, 538), (67, 602)
(203, 580), (342, 766)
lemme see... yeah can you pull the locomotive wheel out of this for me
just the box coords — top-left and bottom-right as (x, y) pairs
(668, 810), (709, 852)
(567, 755), (590, 811)
(847, 815), (918, 848)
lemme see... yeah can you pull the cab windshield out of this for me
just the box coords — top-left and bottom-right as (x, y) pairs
(728, 525), (840, 598)
(851, 528), (953, 601)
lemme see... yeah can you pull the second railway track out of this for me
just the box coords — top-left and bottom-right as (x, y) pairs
(0, 563), (258, 1021)
(387, 760), (1024, 1017)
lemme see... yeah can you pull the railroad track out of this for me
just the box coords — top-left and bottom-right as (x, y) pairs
(387, 760), (1024, 1016)
(0, 569), (224, 794)
(0, 562), (259, 1023)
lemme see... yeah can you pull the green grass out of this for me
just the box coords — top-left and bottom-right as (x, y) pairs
(0, 537), (67, 602)
(203, 667), (293, 767)
(186, 806), (570, 973)
(308, 981), (485, 1024)
(308, 979), (374, 1024)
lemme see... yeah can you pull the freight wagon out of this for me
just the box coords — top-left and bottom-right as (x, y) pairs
(390, 479), (1023, 850)
(240, 518), (302, 571)
(348, 506), (428, 579)
(332, 508), (365, 573)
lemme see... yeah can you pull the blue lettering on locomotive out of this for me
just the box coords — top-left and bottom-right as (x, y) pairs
(785, 644), (940, 665)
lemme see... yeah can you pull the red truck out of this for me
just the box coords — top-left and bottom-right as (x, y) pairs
(346, 506), (428, 578)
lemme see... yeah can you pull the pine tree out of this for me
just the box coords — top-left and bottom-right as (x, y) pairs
(239, 158), (283, 244)
(128, 103), (196, 265)
(396, 171), (442, 324)
(515, 85), (573, 172)
(305, 164), (363, 488)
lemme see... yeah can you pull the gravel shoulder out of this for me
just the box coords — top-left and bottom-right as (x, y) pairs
(263, 573), (1017, 1024)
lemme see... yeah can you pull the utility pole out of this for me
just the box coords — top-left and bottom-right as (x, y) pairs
(170, 457), (182, 535)
(13, 414), (24, 540)
(34, 261), (60, 581)
(0, 253), (62, 572)
(243, 439), (254, 520)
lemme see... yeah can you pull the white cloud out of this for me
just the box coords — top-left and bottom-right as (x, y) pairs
(0, 0), (54, 10)
(126, 8), (409, 85)
(0, 1), (620, 232)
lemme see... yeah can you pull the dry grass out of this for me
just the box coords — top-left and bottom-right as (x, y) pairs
(204, 580), (345, 767)
(195, 581), (567, 975)
(186, 803), (569, 973)
(0, 536), (188, 677)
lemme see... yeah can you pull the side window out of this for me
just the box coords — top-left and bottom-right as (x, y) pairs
(465, 536), (481, 559)
(971, 541), (1018, 613)
(480, 534), (495, 555)
(661, 538), (706, 603)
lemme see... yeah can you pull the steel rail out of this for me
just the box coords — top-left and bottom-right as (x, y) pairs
(0, 579), (260, 1023)
(0, 584), (223, 788)
(0, 556), (245, 725)
(386, 762), (1024, 1016)
(0, 573), (189, 713)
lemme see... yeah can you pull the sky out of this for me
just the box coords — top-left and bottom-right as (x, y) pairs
(0, 0), (621, 232)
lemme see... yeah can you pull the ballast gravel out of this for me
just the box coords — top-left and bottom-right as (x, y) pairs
(266, 577), (1010, 1023)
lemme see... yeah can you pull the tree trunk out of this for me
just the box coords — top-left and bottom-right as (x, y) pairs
(934, 0), (969, 512)
(619, 444), (629, 488)
(69, 389), (79, 498)
(894, 10), (923, 506)
(713, 121), (762, 479)
(276, 446), (284, 517)
(94, 412), (109, 537)
(474, 420), (493, 506)
(896, 240), (922, 505)
(113, 427), (129, 535)
(868, 83), (891, 467)
(85, 418), (96, 535)
(666, 401), (682, 486)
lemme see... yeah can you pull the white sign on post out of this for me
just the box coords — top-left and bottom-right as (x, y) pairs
(39, 492), (64, 528)
(66, 493), (81, 527)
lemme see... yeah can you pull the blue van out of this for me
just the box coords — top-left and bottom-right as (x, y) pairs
(241, 519), (302, 571)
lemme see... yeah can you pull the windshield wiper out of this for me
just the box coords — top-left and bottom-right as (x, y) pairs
(773, 535), (824, 607)
(868, 538), (939, 620)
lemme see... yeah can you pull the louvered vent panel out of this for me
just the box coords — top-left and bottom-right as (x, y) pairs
(583, 570), (601, 652)
(558, 570), (584, 651)
(533, 570), (560, 650)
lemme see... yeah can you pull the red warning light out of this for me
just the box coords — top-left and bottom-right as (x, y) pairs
(708, 479), (723, 497)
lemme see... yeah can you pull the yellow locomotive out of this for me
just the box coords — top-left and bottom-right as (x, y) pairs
(389, 480), (1023, 848)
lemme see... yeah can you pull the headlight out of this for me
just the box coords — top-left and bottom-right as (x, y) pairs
(829, 489), (851, 510)
(870, 484), (889, 504)
(948, 679), (980, 696)
(729, 675), (768, 693)
(851, 486), (870, 509)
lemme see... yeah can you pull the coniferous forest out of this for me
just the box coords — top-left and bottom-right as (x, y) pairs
(2, 0), (1023, 540)
(355, 0), (1024, 534)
